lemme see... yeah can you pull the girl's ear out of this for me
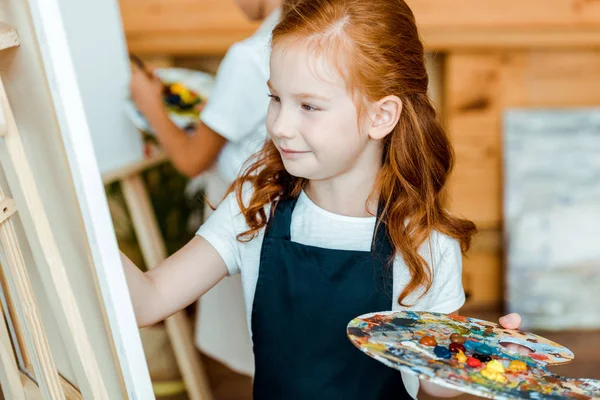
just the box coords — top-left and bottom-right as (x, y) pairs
(368, 95), (402, 140)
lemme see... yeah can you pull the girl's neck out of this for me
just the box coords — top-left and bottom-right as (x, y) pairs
(304, 148), (382, 218)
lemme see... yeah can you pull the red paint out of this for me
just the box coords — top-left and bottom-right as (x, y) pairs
(449, 314), (467, 322)
(467, 356), (481, 367)
(449, 342), (466, 353)
(530, 353), (549, 361)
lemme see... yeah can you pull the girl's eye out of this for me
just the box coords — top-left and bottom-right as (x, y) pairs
(302, 103), (318, 111)
(268, 94), (280, 102)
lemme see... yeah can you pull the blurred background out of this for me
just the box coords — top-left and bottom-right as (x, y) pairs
(111, 0), (600, 399)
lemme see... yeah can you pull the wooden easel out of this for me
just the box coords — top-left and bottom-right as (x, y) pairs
(103, 155), (214, 400)
(0, 24), (107, 399)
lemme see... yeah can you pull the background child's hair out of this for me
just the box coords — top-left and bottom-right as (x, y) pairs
(230, 0), (477, 306)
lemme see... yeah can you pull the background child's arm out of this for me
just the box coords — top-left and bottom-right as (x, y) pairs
(129, 65), (227, 178)
(121, 235), (228, 327)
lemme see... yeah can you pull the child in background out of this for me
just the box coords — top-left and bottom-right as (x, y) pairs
(130, 0), (282, 377)
(124, 0), (522, 397)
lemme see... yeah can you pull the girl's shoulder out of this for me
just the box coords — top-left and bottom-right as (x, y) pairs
(419, 230), (461, 262)
(218, 183), (274, 230)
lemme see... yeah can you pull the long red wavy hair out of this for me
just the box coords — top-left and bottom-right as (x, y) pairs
(229, 0), (477, 306)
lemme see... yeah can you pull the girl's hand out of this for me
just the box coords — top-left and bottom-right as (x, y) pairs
(498, 312), (522, 329)
(499, 312), (533, 355)
(130, 64), (164, 118)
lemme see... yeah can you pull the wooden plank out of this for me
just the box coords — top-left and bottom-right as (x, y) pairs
(0, 197), (17, 224)
(125, 32), (258, 56)
(120, 0), (259, 55)
(20, 373), (83, 400)
(60, 375), (84, 400)
(22, 0), (156, 394)
(411, 0), (600, 50)
(103, 153), (168, 185)
(0, 78), (67, 400)
(0, 189), (66, 400)
(0, 22), (20, 52)
(461, 229), (503, 311)
(410, 0), (600, 29)
(0, 310), (26, 400)
(0, 74), (108, 399)
(445, 51), (600, 229)
(119, 0), (600, 55)
(121, 175), (214, 400)
(422, 30), (600, 51)
(0, 259), (34, 375)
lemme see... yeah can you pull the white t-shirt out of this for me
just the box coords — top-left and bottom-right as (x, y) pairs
(197, 189), (466, 398)
(199, 9), (281, 183)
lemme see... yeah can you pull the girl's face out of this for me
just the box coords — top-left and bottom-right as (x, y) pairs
(266, 42), (377, 181)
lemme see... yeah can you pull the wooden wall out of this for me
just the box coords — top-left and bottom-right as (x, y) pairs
(117, 0), (600, 311)
(445, 51), (600, 309)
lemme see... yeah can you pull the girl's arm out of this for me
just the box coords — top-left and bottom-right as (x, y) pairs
(121, 235), (228, 327)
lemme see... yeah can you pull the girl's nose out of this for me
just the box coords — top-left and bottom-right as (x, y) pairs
(271, 109), (295, 140)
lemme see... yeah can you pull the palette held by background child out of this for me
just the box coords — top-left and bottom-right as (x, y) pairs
(125, 66), (215, 157)
(347, 311), (600, 399)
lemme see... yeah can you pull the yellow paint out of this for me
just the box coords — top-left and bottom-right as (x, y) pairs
(169, 83), (198, 103)
(508, 360), (528, 372)
(480, 360), (507, 383)
(363, 342), (387, 352)
(456, 349), (467, 363)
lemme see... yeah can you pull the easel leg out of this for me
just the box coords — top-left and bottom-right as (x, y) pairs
(121, 174), (213, 400)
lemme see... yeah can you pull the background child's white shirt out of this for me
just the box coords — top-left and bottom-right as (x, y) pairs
(197, 189), (466, 398)
(199, 9), (280, 183)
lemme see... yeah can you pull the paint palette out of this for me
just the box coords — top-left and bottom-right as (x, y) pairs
(125, 68), (215, 135)
(347, 311), (600, 399)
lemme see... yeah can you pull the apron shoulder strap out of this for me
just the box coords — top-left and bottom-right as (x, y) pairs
(264, 196), (299, 241)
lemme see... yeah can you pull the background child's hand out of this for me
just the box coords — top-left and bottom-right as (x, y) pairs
(130, 64), (164, 118)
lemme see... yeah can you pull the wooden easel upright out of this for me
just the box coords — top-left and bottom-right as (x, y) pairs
(0, 23), (107, 400)
(103, 156), (214, 400)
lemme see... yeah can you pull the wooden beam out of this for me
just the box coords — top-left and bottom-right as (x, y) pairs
(119, 0), (600, 55)
(0, 77), (67, 400)
(120, 0), (259, 55)
(20, 372), (83, 400)
(0, 23), (20, 52)
(0, 309), (26, 400)
(0, 197), (17, 224)
(0, 75), (109, 399)
(413, 0), (600, 50)
(410, 0), (600, 29)
(102, 152), (168, 185)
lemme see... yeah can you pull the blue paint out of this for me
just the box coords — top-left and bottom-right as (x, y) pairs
(464, 339), (479, 351)
(477, 343), (495, 355)
(434, 346), (451, 359)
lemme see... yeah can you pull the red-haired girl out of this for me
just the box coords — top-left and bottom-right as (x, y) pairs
(122, 0), (522, 397)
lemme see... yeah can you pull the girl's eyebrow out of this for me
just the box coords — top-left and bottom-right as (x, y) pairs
(267, 80), (331, 102)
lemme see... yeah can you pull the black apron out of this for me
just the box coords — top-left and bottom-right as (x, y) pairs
(251, 196), (411, 399)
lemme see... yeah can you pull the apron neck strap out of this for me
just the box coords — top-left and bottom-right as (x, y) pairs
(265, 193), (395, 258)
(264, 196), (299, 241)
